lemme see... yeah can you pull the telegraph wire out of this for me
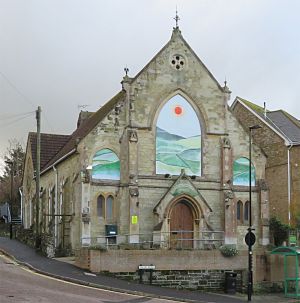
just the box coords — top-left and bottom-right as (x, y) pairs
(42, 112), (55, 133)
(0, 111), (35, 120)
(0, 112), (35, 128)
(0, 69), (36, 109)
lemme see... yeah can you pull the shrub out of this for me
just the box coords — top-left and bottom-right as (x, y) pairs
(219, 245), (238, 257)
(269, 217), (290, 246)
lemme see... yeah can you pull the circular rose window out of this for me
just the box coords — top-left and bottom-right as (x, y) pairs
(170, 54), (185, 70)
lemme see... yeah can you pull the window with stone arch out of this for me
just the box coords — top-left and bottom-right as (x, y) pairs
(96, 194), (115, 221)
(97, 195), (105, 217)
(233, 157), (255, 186)
(237, 201), (243, 224)
(244, 201), (250, 223)
(92, 148), (120, 180)
(156, 94), (201, 176)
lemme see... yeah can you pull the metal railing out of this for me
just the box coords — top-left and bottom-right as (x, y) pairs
(81, 230), (224, 250)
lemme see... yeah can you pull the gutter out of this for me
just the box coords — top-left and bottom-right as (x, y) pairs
(19, 187), (23, 225)
(53, 166), (58, 248)
(286, 141), (300, 227)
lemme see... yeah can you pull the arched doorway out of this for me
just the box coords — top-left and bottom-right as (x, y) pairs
(170, 199), (194, 249)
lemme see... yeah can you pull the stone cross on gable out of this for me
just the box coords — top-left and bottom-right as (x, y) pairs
(174, 9), (180, 28)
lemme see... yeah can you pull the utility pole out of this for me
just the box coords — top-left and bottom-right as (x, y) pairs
(35, 106), (41, 249)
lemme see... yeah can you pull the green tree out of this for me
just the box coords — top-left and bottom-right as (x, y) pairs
(269, 217), (290, 246)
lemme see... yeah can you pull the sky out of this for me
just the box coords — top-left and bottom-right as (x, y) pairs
(1, 0), (300, 173)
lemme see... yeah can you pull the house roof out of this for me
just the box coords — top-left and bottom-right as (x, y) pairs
(234, 97), (300, 145)
(29, 132), (71, 171)
(42, 90), (126, 173)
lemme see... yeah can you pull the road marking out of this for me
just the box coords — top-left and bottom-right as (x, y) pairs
(84, 272), (96, 276)
(17, 265), (185, 303)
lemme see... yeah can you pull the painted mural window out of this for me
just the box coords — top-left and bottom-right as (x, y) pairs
(92, 149), (120, 180)
(156, 95), (201, 176)
(97, 195), (105, 217)
(233, 157), (255, 186)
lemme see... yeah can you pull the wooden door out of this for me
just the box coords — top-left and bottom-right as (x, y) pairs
(170, 201), (194, 249)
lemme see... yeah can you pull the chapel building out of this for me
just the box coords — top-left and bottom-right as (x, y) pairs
(22, 26), (270, 265)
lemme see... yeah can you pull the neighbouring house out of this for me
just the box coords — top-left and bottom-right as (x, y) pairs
(22, 25), (270, 290)
(231, 97), (300, 228)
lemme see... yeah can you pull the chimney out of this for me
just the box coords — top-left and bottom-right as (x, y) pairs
(264, 102), (267, 119)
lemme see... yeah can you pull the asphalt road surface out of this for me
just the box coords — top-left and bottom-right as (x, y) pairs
(0, 255), (184, 303)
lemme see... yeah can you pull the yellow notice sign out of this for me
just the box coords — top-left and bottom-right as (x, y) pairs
(131, 215), (138, 224)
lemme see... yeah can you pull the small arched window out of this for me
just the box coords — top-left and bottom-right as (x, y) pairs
(244, 201), (250, 222)
(97, 195), (105, 217)
(237, 201), (243, 223)
(233, 157), (255, 186)
(106, 195), (114, 221)
(96, 194), (115, 221)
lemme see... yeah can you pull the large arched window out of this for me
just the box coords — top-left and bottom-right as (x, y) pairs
(156, 95), (201, 176)
(92, 149), (120, 180)
(233, 157), (255, 186)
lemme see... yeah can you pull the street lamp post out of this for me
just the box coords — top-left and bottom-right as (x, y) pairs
(247, 125), (261, 301)
(5, 160), (13, 239)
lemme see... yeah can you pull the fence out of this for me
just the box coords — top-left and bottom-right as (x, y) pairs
(81, 230), (224, 250)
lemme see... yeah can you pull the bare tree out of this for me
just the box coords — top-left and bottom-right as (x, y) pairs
(0, 140), (25, 216)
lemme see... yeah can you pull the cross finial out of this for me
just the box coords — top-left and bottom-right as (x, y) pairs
(124, 66), (129, 76)
(174, 8), (180, 28)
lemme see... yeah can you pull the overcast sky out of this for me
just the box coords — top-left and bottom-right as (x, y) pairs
(1, 0), (300, 172)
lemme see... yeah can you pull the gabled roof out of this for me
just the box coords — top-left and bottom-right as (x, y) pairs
(28, 132), (71, 171)
(42, 90), (126, 173)
(232, 97), (300, 145)
(132, 27), (224, 92)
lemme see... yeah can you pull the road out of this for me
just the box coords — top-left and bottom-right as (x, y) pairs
(0, 255), (183, 303)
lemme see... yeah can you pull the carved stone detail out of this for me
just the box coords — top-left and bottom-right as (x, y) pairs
(221, 137), (231, 149)
(129, 188), (139, 197)
(224, 190), (234, 203)
(258, 179), (269, 191)
(129, 130), (138, 142)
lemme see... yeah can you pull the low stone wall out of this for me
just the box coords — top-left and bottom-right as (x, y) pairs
(0, 223), (10, 237)
(14, 226), (35, 248)
(75, 248), (249, 291)
(116, 269), (244, 292)
(75, 247), (90, 270)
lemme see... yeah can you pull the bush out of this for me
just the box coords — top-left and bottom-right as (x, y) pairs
(219, 245), (238, 257)
(89, 244), (107, 251)
(269, 217), (290, 246)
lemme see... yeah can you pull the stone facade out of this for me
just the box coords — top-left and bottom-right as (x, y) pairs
(22, 27), (269, 262)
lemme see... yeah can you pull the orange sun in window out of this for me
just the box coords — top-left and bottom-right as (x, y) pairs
(174, 105), (183, 116)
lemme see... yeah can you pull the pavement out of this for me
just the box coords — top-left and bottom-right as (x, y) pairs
(0, 237), (296, 303)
